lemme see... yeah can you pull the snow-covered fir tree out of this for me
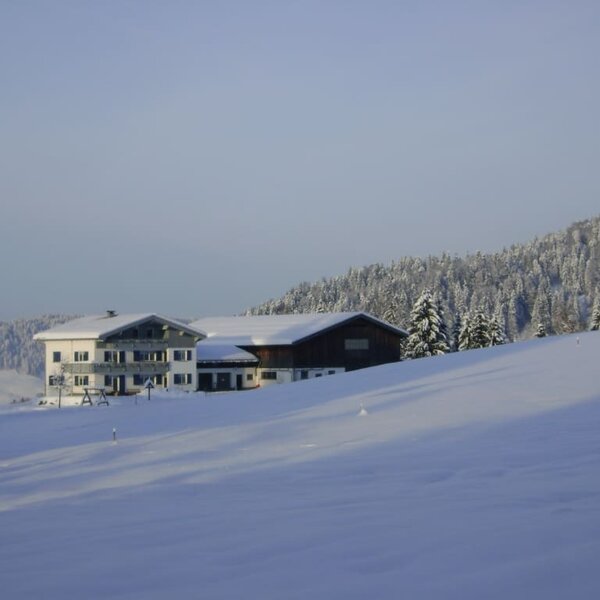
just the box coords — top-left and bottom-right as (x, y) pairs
(458, 314), (474, 351)
(488, 315), (506, 346)
(471, 311), (491, 349)
(404, 289), (449, 359)
(590, 291), (600, 331)
(451, 313), (462, 352)
(435, 295), (450, 351)
(382, 285), (399, 327)
(530, 278), (553, 335)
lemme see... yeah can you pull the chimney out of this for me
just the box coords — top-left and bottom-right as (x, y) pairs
(106, 310), (117, 318)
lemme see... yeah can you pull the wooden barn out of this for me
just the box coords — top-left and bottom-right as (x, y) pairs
(192, 312), (407, 387)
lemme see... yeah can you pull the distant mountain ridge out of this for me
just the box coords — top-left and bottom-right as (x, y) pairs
(247, 215), (600, 342)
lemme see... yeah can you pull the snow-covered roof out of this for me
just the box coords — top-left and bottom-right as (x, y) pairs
(189, 312), (406, 346)
(196, 343), (258, 363)
(33, 313), (206, 341)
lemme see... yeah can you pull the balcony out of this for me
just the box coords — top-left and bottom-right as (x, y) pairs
(65, 362), (170, 375)
(96, 340), (169, 350)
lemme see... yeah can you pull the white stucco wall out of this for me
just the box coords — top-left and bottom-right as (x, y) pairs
(42, 339), (98, 394)
(166, 347), (197, 391)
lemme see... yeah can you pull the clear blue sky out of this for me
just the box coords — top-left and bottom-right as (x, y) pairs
(1, 1), (599, 320)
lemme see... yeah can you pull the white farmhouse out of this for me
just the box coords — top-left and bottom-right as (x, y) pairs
(34, 311), (206, 396)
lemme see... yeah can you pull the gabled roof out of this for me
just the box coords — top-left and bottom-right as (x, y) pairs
(196, 343), (258, 363)
(33, 313), (206, 341)
(189, 312), (407, 346)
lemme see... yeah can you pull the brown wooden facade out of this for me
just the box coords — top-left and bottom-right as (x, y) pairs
(239, 315), (404, 372)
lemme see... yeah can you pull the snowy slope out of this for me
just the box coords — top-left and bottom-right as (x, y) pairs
(0, 369), (42, 405)
(1, 333), (599, 599)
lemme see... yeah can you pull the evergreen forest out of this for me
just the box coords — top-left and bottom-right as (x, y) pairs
(248, 216), (600, 344)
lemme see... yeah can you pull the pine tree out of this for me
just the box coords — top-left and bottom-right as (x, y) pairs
(382, 287), (399, 326)
(471, 311), (491, 349)
(530, 278), (553, 335)
(590, 291), (600, 331)
(435, 296), (450, 350)
(506, 291), (520, 341)
(488, 315), (506, 346)
(458, 314), (474, 351)
(451, 313), (462, 352)
(404, 289), (449, 359)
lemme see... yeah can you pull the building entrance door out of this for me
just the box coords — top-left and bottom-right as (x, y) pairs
(216, 373), (231, 391)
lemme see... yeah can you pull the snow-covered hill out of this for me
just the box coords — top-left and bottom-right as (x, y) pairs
(1, 333), (599, 599)
(0, 369), (42, 405)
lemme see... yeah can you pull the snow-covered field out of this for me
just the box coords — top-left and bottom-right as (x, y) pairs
(1, 333), (600, 599)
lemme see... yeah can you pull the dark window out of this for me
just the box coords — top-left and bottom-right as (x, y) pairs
(133, 351), (163, 362)
(74, 351), (89, 362)
(328, 370), (336, 375)
(146, 329), (153, 338)
(261, 371), (277, 380)
(300, 370), (308, 380)
(74, 375), (89, 386)
(246, 373), (254, 381)
(174, 373), (192, 385)
(315, 373), (322, 378)
(49, 375), (56, 386)
(133, 374), (144, 386)
(52, 351), (61, 363)
(104, 375), (112, 386)
(174, 350), (192, 361)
